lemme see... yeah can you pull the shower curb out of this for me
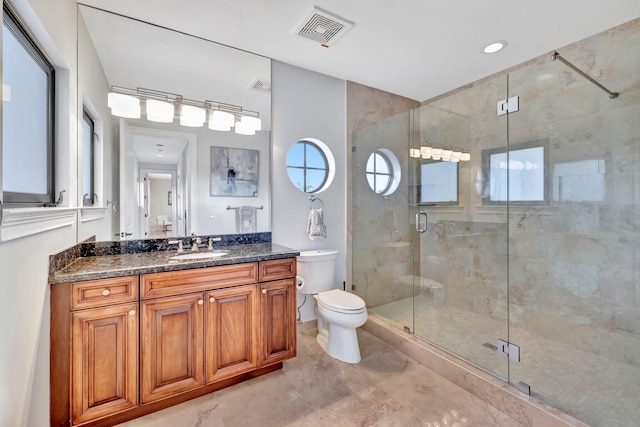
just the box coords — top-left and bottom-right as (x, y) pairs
(362, 315), (590, 427)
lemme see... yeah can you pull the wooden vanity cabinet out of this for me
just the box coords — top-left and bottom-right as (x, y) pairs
(260, 278), (297, 365)
(52, 257), (296, 427)
(51, 276), (139, 427)
(140, 293), (204, 403)
(206, 284), (259, 383)
(71, 302), (139, 425)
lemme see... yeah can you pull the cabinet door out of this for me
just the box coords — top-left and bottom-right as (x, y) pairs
(71, 302), (138, 425)
(206, 284), (259, 383)
(141, 293), (204, 403)
(260, 278), (297, 366)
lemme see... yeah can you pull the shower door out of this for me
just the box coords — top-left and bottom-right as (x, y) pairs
(411, 75), (510, 380)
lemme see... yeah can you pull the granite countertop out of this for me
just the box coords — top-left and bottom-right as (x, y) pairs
(50, 242), (299, 284)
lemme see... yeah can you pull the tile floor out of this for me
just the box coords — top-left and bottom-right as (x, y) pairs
(117, 328), (523, 427)
(371, 296), (640, 427)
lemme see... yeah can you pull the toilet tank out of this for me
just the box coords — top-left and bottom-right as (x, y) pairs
(296, 249), (338, 295)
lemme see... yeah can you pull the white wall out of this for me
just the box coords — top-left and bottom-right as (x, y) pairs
(196, 128), (270, 235)
(271, 61), (347, 321)
(0, 1), (112, 426)
(76, 7), (116, 242)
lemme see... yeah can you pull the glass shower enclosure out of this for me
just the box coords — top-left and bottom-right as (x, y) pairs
(353, 17), (640, 427)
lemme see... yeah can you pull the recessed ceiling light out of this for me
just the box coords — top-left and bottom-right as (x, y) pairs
(483, 40), (508, 54)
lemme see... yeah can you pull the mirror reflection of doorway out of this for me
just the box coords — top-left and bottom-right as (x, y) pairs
(126, 128), (190, 239)
(145, 172), (174, 238)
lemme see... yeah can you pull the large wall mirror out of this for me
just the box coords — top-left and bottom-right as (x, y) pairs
(77, 3), (271, 241)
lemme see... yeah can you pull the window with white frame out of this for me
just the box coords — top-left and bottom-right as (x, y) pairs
(2, 5), (55, 205)
(286, 139), (329, 193)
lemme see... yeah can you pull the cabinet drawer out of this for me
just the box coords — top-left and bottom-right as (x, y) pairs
(141, 263), (259, 299)
(71, 276), (138, 310)
(259, 258), (296, 282)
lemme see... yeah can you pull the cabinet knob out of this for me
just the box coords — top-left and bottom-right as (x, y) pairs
(198, 299), (204, 305)
(209, 297), (215, 303)
(102, 289), (110, 296)
(262, 289), (267, 294)
(128, 310), (136, 316)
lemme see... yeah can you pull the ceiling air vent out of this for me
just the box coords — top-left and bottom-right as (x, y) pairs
(249, 78), (271, 93)
(294, 6), (354, 47)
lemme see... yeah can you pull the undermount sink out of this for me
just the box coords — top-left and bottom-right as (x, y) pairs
(169, 250), (229, 261)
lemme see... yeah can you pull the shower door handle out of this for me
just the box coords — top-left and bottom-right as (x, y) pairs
(415, 211), (428, 233)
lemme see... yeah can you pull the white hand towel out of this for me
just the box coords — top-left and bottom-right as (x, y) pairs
(237, 206), (257, 233)
(307, 208), (327, 240)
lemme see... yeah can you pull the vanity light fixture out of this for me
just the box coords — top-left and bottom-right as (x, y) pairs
(483, 40), (508, 54)
(412, 146), (471, 162)
(107, 86), (262, 133)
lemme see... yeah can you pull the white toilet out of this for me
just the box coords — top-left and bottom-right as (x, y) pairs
(296, 249), (368, 364)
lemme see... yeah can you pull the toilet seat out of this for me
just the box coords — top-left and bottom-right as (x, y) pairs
(318, 289), (366, 314)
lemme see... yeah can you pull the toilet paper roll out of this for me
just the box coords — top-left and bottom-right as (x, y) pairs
(295, 276), (305, 290)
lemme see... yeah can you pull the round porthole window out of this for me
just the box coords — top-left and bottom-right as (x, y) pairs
(286, 138), (335, 193)
(365, 149), (401, 196)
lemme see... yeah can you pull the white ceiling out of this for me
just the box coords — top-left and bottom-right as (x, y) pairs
(79, 0), (640, 102)
(132, 134), (187, 165)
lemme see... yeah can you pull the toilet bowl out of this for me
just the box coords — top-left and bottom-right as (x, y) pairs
(296, 250), (368, 364)
(314, 289), (367, 364)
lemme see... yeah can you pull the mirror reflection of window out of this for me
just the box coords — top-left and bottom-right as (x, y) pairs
(81, 110), (95, 205)
(366, 152), (392, 194)
(286, 140), (329, 193)
(420, 161), (458, 204)
(481, 141), (548, 204)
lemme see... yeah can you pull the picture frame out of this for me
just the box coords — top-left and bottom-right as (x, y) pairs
(210, 146), (259, 197)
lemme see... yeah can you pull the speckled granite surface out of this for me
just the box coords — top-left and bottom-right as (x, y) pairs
(49, 233), (299, 284)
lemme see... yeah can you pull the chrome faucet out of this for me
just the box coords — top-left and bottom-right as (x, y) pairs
(191, 234), (201, 252)
(207, 236), (222, 251)
(168, 240), (184, 253)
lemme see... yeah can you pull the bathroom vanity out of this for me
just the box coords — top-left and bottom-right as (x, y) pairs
(49, 235), (298, 427)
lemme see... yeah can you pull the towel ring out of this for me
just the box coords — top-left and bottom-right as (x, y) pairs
(309, 196), (324, 209)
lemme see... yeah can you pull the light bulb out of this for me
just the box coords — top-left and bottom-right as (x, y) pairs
(420, 146), (432, 159)
(234, 120), (255, 135)
(208, 110), (235, 130)
(239, 115), (261, 131)
(180, 105), (205, 127)
(146, 99), (174, 123)
(108, 92), (140, 118)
